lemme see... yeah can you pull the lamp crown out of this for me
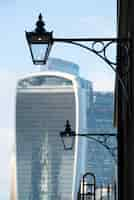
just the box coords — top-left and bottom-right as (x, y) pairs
(35, 13), (46, 33)
(65, 120), (72, 133)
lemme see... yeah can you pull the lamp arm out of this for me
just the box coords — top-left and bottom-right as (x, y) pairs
(53, 38), (130, 105)
(72, 133), (117, 162)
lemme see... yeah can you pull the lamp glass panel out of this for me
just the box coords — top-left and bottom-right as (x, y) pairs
(63, 135), (74, 150)
(31, 44), (48, 61)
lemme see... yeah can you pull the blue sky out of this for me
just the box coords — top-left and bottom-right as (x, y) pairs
(0, 0), (116, 199)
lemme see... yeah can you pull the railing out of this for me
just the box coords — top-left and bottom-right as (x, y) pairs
(96, 183), (117, 200)
(78, 172), (96, 200)
(78, 173), (117, 200)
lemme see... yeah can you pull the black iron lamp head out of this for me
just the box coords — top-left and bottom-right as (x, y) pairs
(60, 120), (75, 150)
(25, 13), (53, 65)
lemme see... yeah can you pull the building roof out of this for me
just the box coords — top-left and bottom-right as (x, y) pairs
(40, 57), (80, 76)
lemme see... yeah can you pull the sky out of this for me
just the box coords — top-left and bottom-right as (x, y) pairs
(0, 0), (116, 199)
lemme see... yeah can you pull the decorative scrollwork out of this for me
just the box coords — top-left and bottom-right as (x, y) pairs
(69, 39), (130, 72)
(91, 40), (117, 66)
(103, 41), (117, 65)
(64, 38), (130, 111)
(79, 130), (117, 162)
(54, 37), (130, 105)
(86, 134), (117, 162)
(92, 41), (105, 53)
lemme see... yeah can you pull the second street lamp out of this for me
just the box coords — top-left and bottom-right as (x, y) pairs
(60, 120), (75, 150)
(60, 120), (117, 161)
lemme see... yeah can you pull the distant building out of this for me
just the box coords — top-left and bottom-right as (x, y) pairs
(93, 92), (115, 129)
(86, 91), (117, 185)
(41, 57), (79, 76)
(15, 58), (93, 200)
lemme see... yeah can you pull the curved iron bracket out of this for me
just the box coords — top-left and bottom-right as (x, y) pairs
(53, 37), (130, 104)
(86, 134), (117, 162)
(76, 133), (117, 162)
(54, 38), (129, 72)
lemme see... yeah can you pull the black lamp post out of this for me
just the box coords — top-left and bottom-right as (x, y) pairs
(25, 14), (53, 65)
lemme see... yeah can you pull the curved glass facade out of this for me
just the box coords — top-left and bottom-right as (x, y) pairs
(16, 75), (76, 200)
(18, 76), (72, 88)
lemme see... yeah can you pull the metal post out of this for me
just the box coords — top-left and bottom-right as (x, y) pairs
(107, 184), (110, 200)
(114, 181), (117, 200)
(82, 175), (85, 200)
(100, 184), (103, 200)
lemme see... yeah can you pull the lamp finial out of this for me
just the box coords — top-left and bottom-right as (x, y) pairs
(35, 13), (46, 33)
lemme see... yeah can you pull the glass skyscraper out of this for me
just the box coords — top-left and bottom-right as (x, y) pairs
(15, 59), (93, 200)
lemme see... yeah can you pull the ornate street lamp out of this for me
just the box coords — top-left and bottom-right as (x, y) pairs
(25, 14), (53, 65)
(60, 120), (75, 150)
(25, 13), (130, 101)
(25, 13), (130, 68)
